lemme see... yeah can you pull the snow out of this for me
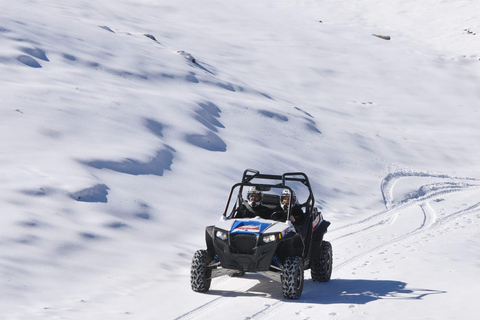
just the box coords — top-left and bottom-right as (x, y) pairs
(1, 0), (479, 318)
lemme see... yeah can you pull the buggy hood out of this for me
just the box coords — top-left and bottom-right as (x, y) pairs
(215, 217), (294, 236)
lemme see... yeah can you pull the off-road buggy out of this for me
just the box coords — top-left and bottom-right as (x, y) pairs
(190, 169), (332, 299)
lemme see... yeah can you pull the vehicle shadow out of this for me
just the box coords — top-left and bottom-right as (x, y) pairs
(207, 274), (284, 299)
(299, 279), (446, 304)
(208, 276), (446, 304)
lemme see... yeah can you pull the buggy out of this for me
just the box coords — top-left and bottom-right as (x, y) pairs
(190, 169), (332, 299)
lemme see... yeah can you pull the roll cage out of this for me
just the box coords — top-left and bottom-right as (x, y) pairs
(223, 169), (316, 220)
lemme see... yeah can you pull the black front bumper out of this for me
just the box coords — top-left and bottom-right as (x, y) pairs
(213, 234), (278, 272)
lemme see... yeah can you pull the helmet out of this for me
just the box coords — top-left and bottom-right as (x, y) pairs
(280, 189), (296, 210)
(247, 186), (263, 207)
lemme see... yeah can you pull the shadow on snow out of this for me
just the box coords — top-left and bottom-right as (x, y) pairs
(205, 276), (445, 304)
(82, 149), (174, 176)
(300, 279), (446, 304)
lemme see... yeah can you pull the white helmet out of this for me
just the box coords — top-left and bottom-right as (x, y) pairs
(281, 189), (296, 210)
(247, 186), (263, 207)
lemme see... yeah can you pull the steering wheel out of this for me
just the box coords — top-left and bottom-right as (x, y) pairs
(270, 211), (287, 222)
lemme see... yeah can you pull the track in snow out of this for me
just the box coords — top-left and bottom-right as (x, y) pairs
(331, 170), (480, 272)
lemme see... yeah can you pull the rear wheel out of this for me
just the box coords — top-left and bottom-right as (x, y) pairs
(190, 250), (212, 292)
(311, 241), (332, 282)
(282, 256), (304, 299)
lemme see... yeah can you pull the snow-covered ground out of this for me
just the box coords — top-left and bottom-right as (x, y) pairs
(1, 0), (479, 319)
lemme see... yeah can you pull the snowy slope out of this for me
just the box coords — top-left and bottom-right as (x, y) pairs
(1, 0), (479, 319)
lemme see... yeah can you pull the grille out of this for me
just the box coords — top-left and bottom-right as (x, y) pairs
(230, 233), (257, 254)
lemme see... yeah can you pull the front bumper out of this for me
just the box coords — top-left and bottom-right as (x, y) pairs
(213, 235), (277, 272)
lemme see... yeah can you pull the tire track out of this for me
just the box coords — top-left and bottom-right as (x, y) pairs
(174, 276), (273, 320)
(431, 199), (480, 228)
(333, 181), (480, 273)
(333, 205), (431, 271)
(333, 197), (480, 274)
(329, 183), (480, 243)
(380, 170), (479, 210)
(173, 296), (227, 320)
(420, 201), (437, 229)
(244, 301), (285, 320)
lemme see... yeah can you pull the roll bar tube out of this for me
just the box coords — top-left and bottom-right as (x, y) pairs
(222, 169), (316, 218)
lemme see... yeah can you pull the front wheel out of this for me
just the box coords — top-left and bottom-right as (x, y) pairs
(282, 256), (304, 299)
(190, 249), (212, 293)
(311, 241), (333, 282)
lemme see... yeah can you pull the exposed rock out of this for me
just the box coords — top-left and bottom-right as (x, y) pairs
(372, 34), (391, 40)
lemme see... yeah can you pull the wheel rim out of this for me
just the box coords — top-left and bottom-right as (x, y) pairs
(295, 268), (300, 288)
(294, 259), (304, 291)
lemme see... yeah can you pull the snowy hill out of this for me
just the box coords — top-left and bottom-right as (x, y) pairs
(1, 0), (479, 319)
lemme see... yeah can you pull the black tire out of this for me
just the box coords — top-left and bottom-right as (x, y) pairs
(281, 256), (304, 299)
(311, 241), (333, 282)
(190, 249), (212, 293)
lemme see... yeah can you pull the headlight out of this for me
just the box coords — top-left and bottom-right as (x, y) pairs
(215, 229), (228, 241)
(262, 234), (276, 243)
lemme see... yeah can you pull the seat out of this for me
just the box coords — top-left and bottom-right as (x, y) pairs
(261, 194), (280, 210)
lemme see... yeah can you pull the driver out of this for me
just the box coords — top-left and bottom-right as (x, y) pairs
(236, 186), (271, 219)
(280, 189), (305, 225)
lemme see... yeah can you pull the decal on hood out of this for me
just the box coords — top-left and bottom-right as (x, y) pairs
(231, 221), (272, 234)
